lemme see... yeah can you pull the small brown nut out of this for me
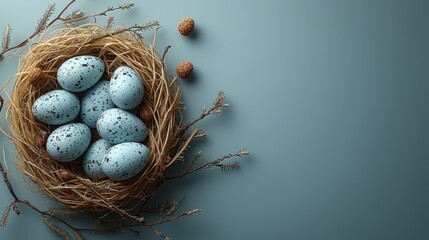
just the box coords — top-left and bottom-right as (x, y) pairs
(59, 169), (72, 182)
(178, 17), (195, 36)
(176, 61), (193, 79)
(138, 104), (153, 122)
(28, 67), (45, 87)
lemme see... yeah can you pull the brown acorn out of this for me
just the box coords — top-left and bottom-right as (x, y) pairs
(28, 67), (45, 87)
(59, 169), (72, 182)
(178, 17), (195, 36)
(138, 104), (153, 122)
(176, 61), (193, 79)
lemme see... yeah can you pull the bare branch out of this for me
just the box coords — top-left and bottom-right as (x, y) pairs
(89, 21), (160, 42)
(182, 91), (229, 134)
(166, 149), (249, 181)
(161, 45), (172, 62)
(62, 3), (135, 23)
(0, 0), (77, 59)
(0, 163), (19, 204)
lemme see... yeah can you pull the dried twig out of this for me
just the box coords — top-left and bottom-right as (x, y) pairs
(0, 1), (138, 61)
(161, 45), (172, 62)
(166, 149), (249, 181)
(0, 0), (77, 60)
(0, 161), (19, 204)
(181, 91), (229, 134)
(61, 3), (135, 23)
(89, 22), (160, 42)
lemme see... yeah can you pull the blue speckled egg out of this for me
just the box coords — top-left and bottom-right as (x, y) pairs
(102, 142), (149, 181)
(96, 108), (147, 144)
(32, 90), (80, 125)
(80, 80), (115, 128)
(46, 123), (91, 162)
(57, 55), (105, 92)
(82, 139), (112, 179)
(110, 66), (144, 110)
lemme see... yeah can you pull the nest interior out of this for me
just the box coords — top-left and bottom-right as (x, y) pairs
(7, 24), (184, 211)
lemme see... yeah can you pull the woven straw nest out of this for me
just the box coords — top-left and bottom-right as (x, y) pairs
(7, 24), (188, 211)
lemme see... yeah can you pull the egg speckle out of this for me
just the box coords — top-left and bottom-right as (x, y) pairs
(102, 142), (149, 181)
(96, 108), (147, 144)
(46, 123), (91, 162)
(80, 80), (115, 128)
(82, 139), (111, 179)
(57, 55), (105, 92)
(110, 66), (144, 110)
(32, 90), (80, 125)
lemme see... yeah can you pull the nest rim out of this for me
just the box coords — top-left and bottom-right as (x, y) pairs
(7, 24), (183, 211)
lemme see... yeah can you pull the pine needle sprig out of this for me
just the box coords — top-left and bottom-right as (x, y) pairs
(67, 9), (86, 20)
(95, 219), (123, 232)
(193, 129), (206, 140)
(47, 207), (79, 218)
(62, 3), (134, 24)
(192, 150), (203, 165)
(63, 10), (86, 27)
(35, 3), (56, 34)
(43, 216), (71, 240)
(118, 3), (135, 10)
(1, 24), (12, 51)
(185, 208), (201, 216)
(89, 21), (160, 42)
(105, 16), (114, 29)
(143, 196), (185, 220)
(133, 21), (160, 33)
(220, 161), (240, 171)
(0, 0), (77, 60)
(74, 231), (85, 240)
(213, 91), (226, 110)
(0, 204), (12, 228)
(167, 149), (249, 180)
(146, 207), (202, 227)
(182, 91), (229, 133)
(0, 0), (140, 60)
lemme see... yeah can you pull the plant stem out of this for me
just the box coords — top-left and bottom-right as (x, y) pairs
(0, 162), (18, 202)
(165, 151), (248, 181)
(59, 3), (134, 23)
(88, 22), (160, 42)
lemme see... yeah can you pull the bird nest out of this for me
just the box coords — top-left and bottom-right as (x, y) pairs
(7, 24), (187, 211)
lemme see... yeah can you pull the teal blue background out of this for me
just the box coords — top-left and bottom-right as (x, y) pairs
(1, 0), (428, 239)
